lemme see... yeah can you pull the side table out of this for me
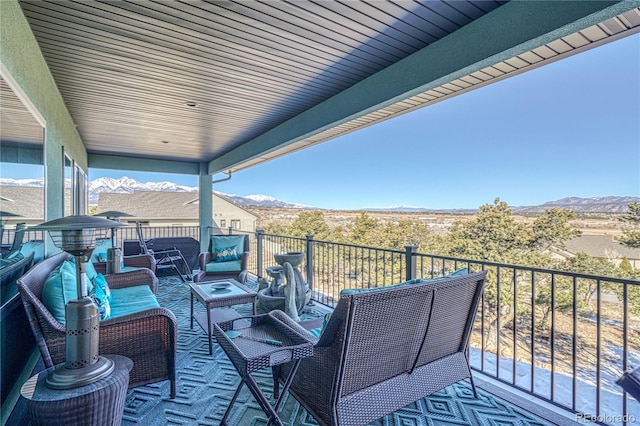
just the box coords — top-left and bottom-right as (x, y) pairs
(190, 279), (257, 354)
(213, 314), (313, 426)
(20, 354), (133, 426)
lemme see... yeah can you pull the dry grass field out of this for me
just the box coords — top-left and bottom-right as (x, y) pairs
(249, 207), (625, 237)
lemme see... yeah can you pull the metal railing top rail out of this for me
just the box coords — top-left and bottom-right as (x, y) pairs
(414, 252), (640, 285)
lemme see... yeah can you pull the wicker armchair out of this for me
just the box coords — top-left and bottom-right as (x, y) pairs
(272, 271), (487, 426)
(92, 253), (157, 275)
(194, 234), (249, 283)
(17, 252), (177, 398)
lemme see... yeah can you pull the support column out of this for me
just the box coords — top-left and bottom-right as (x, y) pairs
(198, 163), (212, 253)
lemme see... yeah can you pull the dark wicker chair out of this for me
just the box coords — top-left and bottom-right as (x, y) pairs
(194, 234), (249, 283)
(92, 253), (157, 276)
(17, 252), (178, 398)
(272, 271), (487, 426)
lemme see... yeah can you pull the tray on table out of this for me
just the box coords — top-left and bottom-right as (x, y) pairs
(213, 314), (313, 374)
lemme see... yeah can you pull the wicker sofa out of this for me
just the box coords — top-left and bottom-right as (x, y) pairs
(272, 270), (487, 426)
(17, 252), (177, 398)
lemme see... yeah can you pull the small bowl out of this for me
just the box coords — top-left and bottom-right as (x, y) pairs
(273, 252), (304, 267)
(211, 282), (231, 290)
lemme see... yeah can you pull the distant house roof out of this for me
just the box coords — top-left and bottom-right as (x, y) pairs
(564, 235), (640, 260)
(0, 186), (44, 220)
(96, 191), (257, 220)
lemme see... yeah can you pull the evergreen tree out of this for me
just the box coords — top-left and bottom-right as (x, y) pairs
(617, 202), (640, 248)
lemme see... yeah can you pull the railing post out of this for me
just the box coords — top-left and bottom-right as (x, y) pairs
(306, 234), (314, 293)
(405, 245), (418, 280)
(256, 229), (264, 280)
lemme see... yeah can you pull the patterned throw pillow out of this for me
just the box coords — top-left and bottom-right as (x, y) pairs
(214, 245), (239, 262)
(91, 273), (111, 320)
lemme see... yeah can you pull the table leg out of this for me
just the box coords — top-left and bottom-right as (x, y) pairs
(243, 373), (284, 426)
(271, 366), (280, 400)
(273, 359), (302, 413)
(220, 380), (244, 426)
(207, 304), (213, 355)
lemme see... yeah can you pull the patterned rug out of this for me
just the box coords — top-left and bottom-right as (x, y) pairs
(121, 275), (551, 426)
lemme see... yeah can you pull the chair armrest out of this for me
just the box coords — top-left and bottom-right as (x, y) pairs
(269, 310), (316, 343)
(105, 268), (158, 294)
(98, 307), (177, 391)
(124, 254), (157, 271)
(240, 251), (249, 270)
(198, 252), (212, 271)
(92, 261), (107, 275)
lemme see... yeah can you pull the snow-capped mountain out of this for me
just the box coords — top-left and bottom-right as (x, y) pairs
(219, 193), (309, 209)
(88, 177), (197, 203)
(0, 176), (636, 212)
(0, 177), (45, 187)
(86, 177), (306, 208)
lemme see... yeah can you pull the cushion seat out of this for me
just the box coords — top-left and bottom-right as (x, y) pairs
(110, 285), (160, 318)
(204, 259), (242, 273)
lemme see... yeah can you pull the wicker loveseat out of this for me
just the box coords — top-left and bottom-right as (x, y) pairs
(17, 252), (177, 398)
(272, 270), (487, 426)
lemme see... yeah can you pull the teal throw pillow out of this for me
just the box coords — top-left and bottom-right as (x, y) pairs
(92, 273), (111, 302)
(91, 278), (111, 321)
(211, 235), (244, 259)
(0, 251), (24, 267)
(214, 245), (239, 262)
(42, 260), (78, 324)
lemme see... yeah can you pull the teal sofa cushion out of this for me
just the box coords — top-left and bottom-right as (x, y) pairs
(0, 251), (24, 268)
(109, 285), (160, 318)
(205, 259), (242, 273)
(42, 258), (159, 323)
(19, 241), (44, 264)
(339, 268), (469, 296)
(91, 238), (112, 263)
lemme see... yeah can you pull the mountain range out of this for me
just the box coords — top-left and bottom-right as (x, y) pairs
(1, 176), (637, 213)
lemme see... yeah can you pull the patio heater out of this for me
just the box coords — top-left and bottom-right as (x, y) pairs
(94, 210), (133, 274)
(30, 215), (126, 389)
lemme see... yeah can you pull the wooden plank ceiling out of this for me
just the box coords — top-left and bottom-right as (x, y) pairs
(17, 1), (640, 173)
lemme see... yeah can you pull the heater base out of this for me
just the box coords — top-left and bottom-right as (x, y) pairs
(45, 355), (115, 390)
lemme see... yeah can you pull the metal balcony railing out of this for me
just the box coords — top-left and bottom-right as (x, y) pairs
(240, 229), (640, 425)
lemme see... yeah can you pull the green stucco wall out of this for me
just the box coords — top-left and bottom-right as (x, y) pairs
(1, 0), (87, 221)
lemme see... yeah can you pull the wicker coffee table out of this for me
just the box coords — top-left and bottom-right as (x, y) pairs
(213, 314), (313, 426)
(189, 278), (257, 355)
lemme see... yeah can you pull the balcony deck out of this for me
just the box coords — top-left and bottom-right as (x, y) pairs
(138, 275), (586, 425)
(7, 273), (576, 425)
(4, 228), (638, 425)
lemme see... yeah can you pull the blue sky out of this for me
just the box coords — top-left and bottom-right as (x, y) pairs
(8, 34), (640, 210)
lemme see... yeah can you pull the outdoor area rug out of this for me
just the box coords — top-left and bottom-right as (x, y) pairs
(121, 275), (552, 426)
